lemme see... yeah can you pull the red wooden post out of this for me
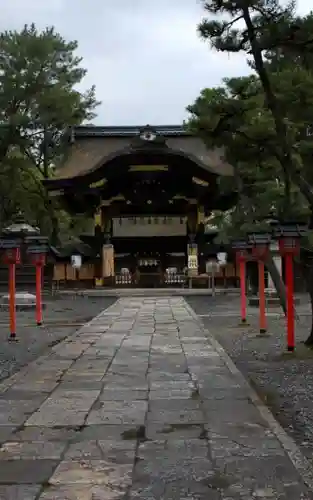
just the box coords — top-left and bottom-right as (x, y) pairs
(258, 260), (267, 334)
(277, 233), (302, 351)
(271, 222), (307, 351)
(239, 258), (247, 323)
(8, 262), (17, 341)
(285, 253), (295, 351)
(35, 264), (43, 326)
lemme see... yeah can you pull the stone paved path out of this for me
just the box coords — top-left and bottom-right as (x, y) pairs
(0, 297), (311, 499)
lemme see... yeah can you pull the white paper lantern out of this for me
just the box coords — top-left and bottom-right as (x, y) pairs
(217, 252), (227, 265)
(71, 254), (82, 269)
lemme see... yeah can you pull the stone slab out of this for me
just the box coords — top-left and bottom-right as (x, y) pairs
(49, 459), (133, 487)
(0, 441), (66, 460)
(39, 485), (124, 499)
(0, 296), (310, 499)
(58, 288), (237, 297)
(0, 485), (41, 500)
(0, 459), (59, 484)
(0, 292), (46, 311)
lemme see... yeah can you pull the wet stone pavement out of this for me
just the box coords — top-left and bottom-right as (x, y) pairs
(0, 297), (311, 499)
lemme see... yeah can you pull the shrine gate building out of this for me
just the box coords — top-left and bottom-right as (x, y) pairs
(44, 125), (238, 288)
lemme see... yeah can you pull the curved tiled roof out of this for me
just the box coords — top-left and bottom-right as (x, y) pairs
(49, 125), (234, 184)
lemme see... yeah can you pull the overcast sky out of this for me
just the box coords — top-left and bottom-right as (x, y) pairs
(3, 0), (312, 126)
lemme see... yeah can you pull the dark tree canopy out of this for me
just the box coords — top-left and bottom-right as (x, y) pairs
(198, 2), (313, 208)
(0, 23), (100, 240)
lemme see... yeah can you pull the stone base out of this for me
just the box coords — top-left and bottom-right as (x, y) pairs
(57, 287), (240, 297)
(264, 288), (280, 297)
(249, 295), (300, 308)
(0, 292), (46, 311)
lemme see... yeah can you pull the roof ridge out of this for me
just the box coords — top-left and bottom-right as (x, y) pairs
(71, 124), (192, 138)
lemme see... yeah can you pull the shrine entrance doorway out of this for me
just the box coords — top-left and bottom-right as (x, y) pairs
(135, 257), (162, 287)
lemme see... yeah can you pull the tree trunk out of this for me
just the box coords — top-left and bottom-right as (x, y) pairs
(304, 285), (313, 346)
(44, 197), (60, 247)
(242, 7), (313, 208)
(264, 253), (287, 315)
(299, 251), (313, 346)
(304, 283), (313, 346)
(242, 7), (313, 341)
(246, 261), (258, 295)
(50, 211), (60, 247)
(301, 209), (313, 345)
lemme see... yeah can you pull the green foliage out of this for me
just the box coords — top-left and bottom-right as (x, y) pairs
(186, 75), (308, 239)
(189, 3), (313, 241)
(0, 23), (100, 239)
(0, 23), (99, 174)
(198, 0), (296, 56)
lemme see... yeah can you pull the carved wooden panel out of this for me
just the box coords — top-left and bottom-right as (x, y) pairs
(102, 244), (114, 277)
(112, 217), (187, 237)
(66, 264), (76, 280)
(79, 263), (95, 280)
(53, 263), (66, 281)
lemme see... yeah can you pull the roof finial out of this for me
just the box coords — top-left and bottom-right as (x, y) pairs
(13, 210), (25, 224)
(140, 125), (157, 142)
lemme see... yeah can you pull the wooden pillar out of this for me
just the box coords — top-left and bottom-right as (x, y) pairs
(197, 205), (205, 227)
(94, 208), (103, 287)
(94, 204), (114, 287)
(197, 206), (205, 273)
(102, 205), (113, 242)
(102, 244), (115, 284)
(186, 203), (200, 277)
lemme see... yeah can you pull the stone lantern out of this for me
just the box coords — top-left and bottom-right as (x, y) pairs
(247, 231), (272, 258)
(0, 213), (48, 311)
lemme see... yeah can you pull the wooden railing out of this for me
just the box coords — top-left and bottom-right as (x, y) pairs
(115, 273), (132, 286)
(52, 261), (241, 289)
(164, 273), (186, 286)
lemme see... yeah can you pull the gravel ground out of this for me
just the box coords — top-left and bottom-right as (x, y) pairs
(187, 294), (313, 462)
(0, 295), (116, 382)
